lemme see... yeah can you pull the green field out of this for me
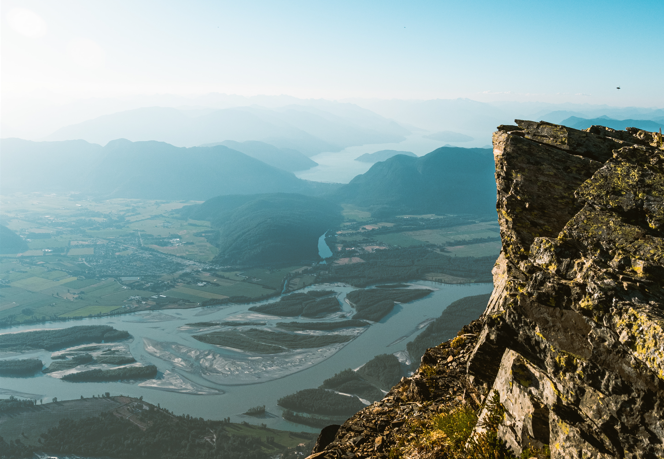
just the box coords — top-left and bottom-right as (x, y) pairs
(27, 237), (70, 250)
(445, 241), (502, 258)
(10, 276), (61, 292)
(341, 204), (372, 222)
(68, 247), (95, 256)
(372, 232), (423, 247)
(59, 305), (120, 318)
(166, 281), (275, 302)
(242, 266), (303, 289)
(63, 278), (100, 289)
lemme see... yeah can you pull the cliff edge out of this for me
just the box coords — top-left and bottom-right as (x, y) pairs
(306, 121), (664, 459)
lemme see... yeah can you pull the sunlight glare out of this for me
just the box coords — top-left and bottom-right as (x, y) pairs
(68, 38), (106, 69)
(7, 8), (47, 38)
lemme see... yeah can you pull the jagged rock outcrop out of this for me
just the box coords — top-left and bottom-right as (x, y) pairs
(306, 122), (664, 459)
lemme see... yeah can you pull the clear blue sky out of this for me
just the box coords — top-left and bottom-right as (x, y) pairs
(3, 0), (663, 106)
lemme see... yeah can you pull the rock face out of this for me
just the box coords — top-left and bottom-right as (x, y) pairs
(306, 122), (664, 459)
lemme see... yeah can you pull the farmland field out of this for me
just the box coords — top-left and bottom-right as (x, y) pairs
(341, 204), (372, 222)
(0, 195), (312, 325)
(68, 247), (95, 256)
(59, 305), (121, 317)
(445, 241), (502, 257)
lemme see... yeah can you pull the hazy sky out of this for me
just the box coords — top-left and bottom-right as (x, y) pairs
(3, 0), (664, 107)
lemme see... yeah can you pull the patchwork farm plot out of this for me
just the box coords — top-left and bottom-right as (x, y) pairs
(0, 195), (313, 326)
(334, 217), (501, 258)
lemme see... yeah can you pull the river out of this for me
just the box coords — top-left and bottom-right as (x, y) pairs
(317, 231), (333, 259)
(0, 281), (493, 432)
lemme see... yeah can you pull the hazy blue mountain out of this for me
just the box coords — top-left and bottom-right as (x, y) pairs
(561, 116), (664, 132)
(0, 138), (105, 194)
(355, 150), (416, 163)
(1, 138), (339, 199)
(271, 104), (410, 147)
(183, 194), (343, 266)
(45, 105), (409, 156)
(207, 140), (317, 172)
(537, 110), (588, 124)
(86, 140), (331, 200)
(351, 98), (505, 145)
(332, 146), (496, 217)
(0, 225), (28, 254)
(424, 131), (474, 142)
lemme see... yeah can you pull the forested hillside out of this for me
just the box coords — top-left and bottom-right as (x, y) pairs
(331, 146), (496, 216)
(183, 193), (343, 266)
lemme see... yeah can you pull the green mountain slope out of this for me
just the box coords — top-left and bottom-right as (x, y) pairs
(184, 193), (343, 266)
(0, 225), (28, 254)
(0, 138), (105, 194)
(332, 146), (496, 217)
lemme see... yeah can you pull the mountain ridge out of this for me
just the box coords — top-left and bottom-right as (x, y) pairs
(0, 138), (338, 199)
(44, 105), (409, 156)
(333, 146), (496, 217)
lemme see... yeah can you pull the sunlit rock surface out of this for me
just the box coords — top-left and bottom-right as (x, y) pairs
(307, 122), (664, 459)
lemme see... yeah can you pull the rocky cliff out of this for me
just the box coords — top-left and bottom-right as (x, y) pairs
(306, 121), (664, 459)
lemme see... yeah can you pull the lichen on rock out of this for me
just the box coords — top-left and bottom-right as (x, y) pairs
(307, 122), (664, 459)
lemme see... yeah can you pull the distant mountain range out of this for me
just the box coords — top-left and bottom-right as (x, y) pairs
(204, 140), (317, 172)
(424, 131), (474, 142)
(44, 105), (410, 156)
(179, 145), (498, 266)
(182, 194), (343, 266)
(0, 138), (338, 199)
(560, 116), (664, 132)
(332, 146), (496, 217)
(355, 150), (416, 163)
(0, 225), (28, 254)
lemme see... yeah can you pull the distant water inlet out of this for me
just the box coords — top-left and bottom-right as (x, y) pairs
(318, 231), (333, 259)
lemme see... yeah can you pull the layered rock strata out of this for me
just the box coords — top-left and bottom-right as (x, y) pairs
(306, 122), (664, 459)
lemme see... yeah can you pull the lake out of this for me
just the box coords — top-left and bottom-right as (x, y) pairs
(295, 134), (446, 184)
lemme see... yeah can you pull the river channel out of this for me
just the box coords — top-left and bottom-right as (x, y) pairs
(0, 281), (493, 432)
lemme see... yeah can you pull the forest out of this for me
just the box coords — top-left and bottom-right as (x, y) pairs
(0, 359), (43, 376)
(406, 293), (491, 366)
(0, 325), (131, 351)
(281, 410), (344, 429)
(194, 328), (353, 354)
(2, 407), (314, 459)
(61, 365), (157, 382)
(249, 291), (341, 318)
(277, 388), (365, 416)
(275, 319), (368, 331)
(0, 397), (37, 413)
(42, 354), (93, 373)
(321, 369), (384, 401)
(356, 353), (403, 390)
(182, 193), (343, 266)
(346, 288), (432, 322)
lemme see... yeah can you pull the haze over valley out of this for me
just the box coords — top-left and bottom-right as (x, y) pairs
(2, 1), (662, 458)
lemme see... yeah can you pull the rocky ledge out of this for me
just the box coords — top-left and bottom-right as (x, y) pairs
(307, 122), (664, 459)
